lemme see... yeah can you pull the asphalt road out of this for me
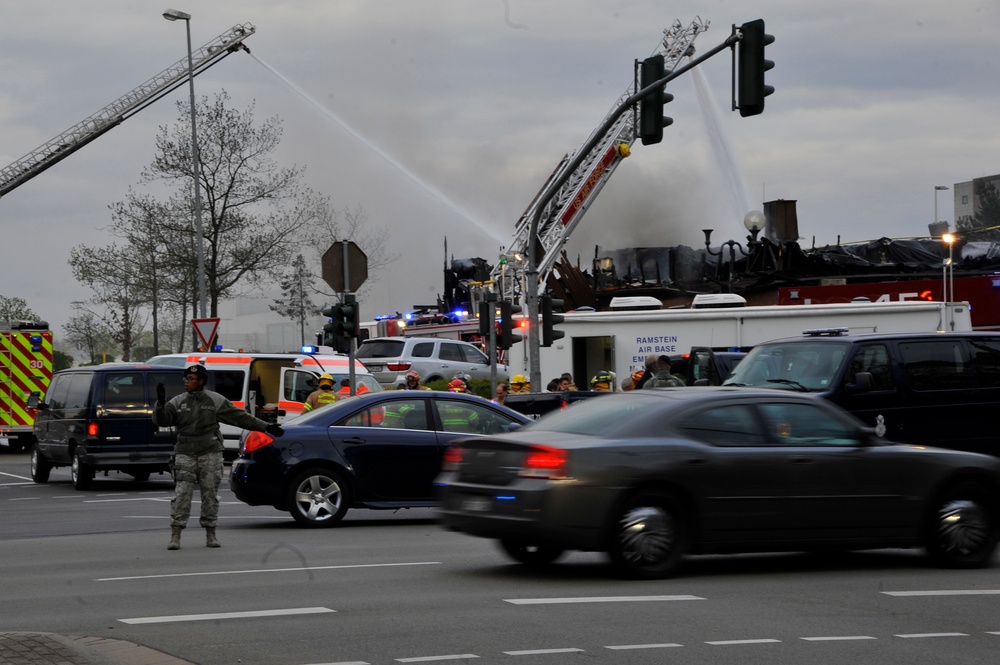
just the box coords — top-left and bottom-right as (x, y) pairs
(2, 448), (1000, 665)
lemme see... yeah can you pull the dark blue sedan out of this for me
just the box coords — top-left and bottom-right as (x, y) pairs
(230, 390), (530, 526)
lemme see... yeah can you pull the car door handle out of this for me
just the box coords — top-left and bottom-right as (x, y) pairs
(341, 437), (366, 445)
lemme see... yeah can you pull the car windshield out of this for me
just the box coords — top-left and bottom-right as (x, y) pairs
(527, 393), (665, 437)
(723, 341), (850, 391)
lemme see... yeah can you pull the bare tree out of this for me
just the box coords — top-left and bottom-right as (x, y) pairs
(63, 309), (118, 365)
(144, 91), (323, 317)
(68, 244), (147, 361)
(270, 254), (321, 346)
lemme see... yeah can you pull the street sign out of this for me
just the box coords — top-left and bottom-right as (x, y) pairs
(191, 318), (220, 350)
(322, 241), (368, 293)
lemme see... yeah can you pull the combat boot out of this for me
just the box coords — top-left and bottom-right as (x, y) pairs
(168, 526), (182, 550)
(206, 527), (221, 548)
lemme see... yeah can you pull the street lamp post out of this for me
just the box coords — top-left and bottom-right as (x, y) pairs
(943, 232), (956, 331)
(163, 8), (208, 319)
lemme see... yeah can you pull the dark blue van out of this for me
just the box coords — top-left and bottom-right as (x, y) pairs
(30, 364), (187, 489)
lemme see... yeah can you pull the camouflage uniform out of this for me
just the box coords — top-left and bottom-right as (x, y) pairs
(153, 388), (270, 530)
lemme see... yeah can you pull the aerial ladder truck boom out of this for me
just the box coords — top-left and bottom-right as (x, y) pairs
(491, 18), (708, 302)
(0, 22), (256, 199)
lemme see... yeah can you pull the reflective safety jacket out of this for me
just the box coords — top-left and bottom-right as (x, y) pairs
(303, 388), (338, 413)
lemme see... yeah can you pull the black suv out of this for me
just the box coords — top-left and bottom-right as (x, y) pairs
(30, 364), (187, 489)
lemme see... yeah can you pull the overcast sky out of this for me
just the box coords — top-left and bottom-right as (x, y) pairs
(2, 1), (998, 338)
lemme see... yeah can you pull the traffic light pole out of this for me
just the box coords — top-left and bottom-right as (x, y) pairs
(524, 32), (739, 390)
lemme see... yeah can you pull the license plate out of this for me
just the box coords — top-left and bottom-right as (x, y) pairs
(462, 496), (492, 512)
(366, 365), (383, 372)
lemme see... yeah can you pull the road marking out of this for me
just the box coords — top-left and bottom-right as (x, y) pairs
(0, 471), (31, 481)
(85, 498), (172, 503)
(8, 496), (40, 501)
(96, 561), (442, 581)
(801, 636), (877, 641)
(606, 643), (683, 650)
(120, 606), (334, 624)
(302, 662), (370, 665)
(504, 595), (703, 605)
(882, 590), (1000, 596)
(395, 655), (479, 662)
(706, 639), (782, 645)
(894, 633), (969, 639)
(503, 648), (583, 656)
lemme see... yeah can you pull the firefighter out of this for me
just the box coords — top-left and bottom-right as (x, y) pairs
(621, 369), (645, 391)
(509, 374), (531, 394)
(154, 365), (283, 550)
(591, 370), (616, 392)
(401, 369), (430, 390)
(302, 373), (338, 413)
(447, 378), (467, 393)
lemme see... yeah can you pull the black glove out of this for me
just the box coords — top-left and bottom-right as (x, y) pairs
(265, 423), (284, 438)
(156, 383), (166, 406)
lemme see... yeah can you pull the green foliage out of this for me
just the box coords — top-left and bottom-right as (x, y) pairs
(52, 350), (74, 372)
(0, 295), (41, 321)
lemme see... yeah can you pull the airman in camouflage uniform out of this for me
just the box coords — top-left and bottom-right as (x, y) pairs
(153, 364), (284, 550)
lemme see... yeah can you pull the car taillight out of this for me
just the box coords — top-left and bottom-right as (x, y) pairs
(87, 422), (98, 437)
(441, 445), (464, 472)
(386, 362), (412, 372)
(242, 431), (275, 454)
(520, 445), (567, 479)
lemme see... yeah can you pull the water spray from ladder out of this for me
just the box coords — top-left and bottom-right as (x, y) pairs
(248, 52), (505, 243)
(690, 65), (752, 227)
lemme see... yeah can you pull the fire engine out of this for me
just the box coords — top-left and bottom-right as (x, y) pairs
(1, 321), (53, 452)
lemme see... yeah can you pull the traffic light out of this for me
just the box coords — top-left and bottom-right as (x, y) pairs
(478, 300), (495, 339)
(737, 19), (774, 117)
(540, 295), (565, 347)
(499, 300), (523, 350)
(638, 54), (674, 146)
(339, 294), (360, 339)
(321, 304), (339, 347)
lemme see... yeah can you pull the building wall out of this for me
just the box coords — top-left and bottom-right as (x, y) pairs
(954, 173), (1000, 227)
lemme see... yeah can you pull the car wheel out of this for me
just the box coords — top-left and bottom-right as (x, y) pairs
(926, 481), (998, 568)
(608, 491), (687, 579)
(30, 445), (51, 483)
(71, 450), (94, 490)
(498, 539), (565, 566)
(286, 468), (351, 527)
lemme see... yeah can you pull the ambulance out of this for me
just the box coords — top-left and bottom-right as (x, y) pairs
(146, 347), (381, 458)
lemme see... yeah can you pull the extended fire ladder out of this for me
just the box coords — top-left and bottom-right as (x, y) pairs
(0, 23), (256, 199)
(492, 18), (708, 302)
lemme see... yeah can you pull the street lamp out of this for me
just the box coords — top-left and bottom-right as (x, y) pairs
(163, 8), (207, 319)
(942, 232), (956, 330)
(934, 185), (949, 226)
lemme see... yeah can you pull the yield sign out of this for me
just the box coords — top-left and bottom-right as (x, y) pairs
(191, 318), (220, 350)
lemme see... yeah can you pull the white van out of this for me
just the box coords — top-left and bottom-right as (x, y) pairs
(147, 349), (381, 458)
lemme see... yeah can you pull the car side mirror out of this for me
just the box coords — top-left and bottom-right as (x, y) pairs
(27, 394), (44, 409)
(847, 371), (873, 394)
